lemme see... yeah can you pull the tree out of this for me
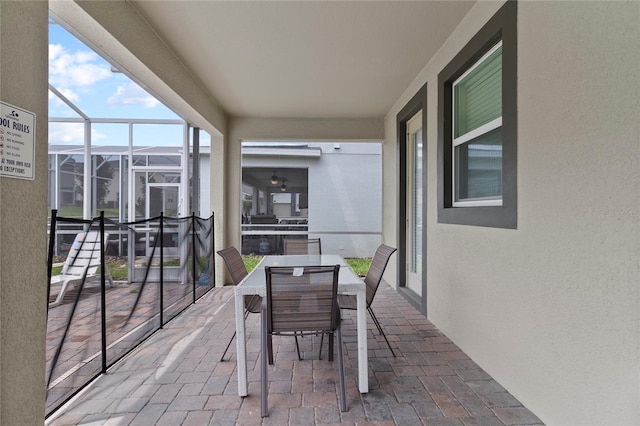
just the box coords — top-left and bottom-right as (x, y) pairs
(94, 155), (114, 207)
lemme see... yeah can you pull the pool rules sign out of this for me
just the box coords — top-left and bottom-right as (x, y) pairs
(0, 101), (36, 180)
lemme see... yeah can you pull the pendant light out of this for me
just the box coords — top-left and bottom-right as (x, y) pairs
(280, 178), (287, 192)
(270, 170), (279, 185)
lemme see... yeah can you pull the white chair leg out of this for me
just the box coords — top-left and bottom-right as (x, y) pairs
(261, 306), (269, 417)
(49, 279), (71, 308)
(337, 324), (347, 412)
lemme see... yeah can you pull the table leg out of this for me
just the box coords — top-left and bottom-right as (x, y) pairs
(235, 291), (248, 396)
(356, 288), (368, 393)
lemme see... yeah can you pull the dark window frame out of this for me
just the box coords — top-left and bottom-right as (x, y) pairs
(397, 82), (427, 314)
(438, 1), (517, 229)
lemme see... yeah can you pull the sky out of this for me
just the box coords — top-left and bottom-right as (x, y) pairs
(49, 21), (210, 147)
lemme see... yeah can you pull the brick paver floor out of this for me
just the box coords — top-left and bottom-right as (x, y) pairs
(46, 284), (543, 425)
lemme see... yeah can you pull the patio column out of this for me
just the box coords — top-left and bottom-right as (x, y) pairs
(0, 1), (48, 424)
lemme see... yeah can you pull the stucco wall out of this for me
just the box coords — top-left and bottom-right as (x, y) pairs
(243, 143), (382, 257)
(385, 1), (639, 424)
(0, 1), (49, 424)
(226, 117), (384, 254)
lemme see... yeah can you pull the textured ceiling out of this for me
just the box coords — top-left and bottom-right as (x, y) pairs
(130, 1), (475, 119)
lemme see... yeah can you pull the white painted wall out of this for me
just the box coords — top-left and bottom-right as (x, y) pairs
(227, 117), (384, 254)
(384, 1), (639, 424)
(243, 142), (382, 257)
(198, 153), (211, 217)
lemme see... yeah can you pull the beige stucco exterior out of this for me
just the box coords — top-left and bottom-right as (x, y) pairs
(0, 1), (49, 424)
(0, 1), (637, 424)
(385, 1), (639, 424)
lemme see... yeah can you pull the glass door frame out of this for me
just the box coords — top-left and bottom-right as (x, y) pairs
(406, 111), (423, 295)
(396, 84), (427, 315)
(146, 183), (181, 219)
(146, 182), (181, 259)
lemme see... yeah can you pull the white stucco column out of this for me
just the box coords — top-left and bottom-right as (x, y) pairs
(0, 1), (49, 424)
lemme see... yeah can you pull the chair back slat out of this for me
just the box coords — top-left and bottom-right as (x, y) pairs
(217, 246), (262, 313)
(261, 264), (347, 416)
(265, 265), (339, 334)
(217, 247), (248, 285)
(61, 231), (108, 278)
(364, 244), (397, 307)
(283, 238), (322, 255)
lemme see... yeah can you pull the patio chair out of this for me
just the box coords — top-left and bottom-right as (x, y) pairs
(283, 237), (333, 358)
(283, 237), (321, 255)
(216, 246), (262, 362)
(49, 231), (114, 308)
(261, 264), (346, 417)
(338, 244), (397, 356)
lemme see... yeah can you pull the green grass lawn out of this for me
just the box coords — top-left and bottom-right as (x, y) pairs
(51, 255), (372, 281)
(50, 258), (129, 281)
(242, 255), (371, 276)
(242, 254), (263, 272)
(344, 258), (372, 276)
(54, 206), (120, 218)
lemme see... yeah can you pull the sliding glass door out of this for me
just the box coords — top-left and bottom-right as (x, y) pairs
(406, 111), (423, 295)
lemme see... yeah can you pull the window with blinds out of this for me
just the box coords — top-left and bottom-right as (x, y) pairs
(452, 41), (503, 205)
(437, 0), (516, 228)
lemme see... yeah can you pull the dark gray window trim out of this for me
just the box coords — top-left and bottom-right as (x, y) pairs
(438, 0), (517, 229)
(397, 82), (427, 315)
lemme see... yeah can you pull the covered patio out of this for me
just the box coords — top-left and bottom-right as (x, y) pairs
(1, 1), (637, 425)
(46, 284), (541, 426)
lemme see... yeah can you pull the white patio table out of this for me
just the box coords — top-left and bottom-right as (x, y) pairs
(233, 254), (368, 396)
